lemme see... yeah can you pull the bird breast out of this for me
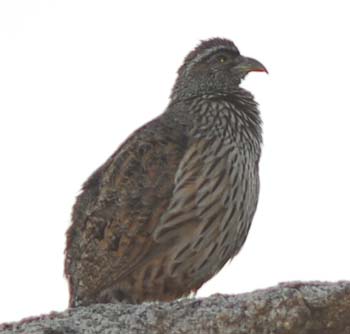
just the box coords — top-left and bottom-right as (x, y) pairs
(153, 98), (261, 279)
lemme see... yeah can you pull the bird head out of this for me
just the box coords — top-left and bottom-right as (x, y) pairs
(171, 38), (267, 101)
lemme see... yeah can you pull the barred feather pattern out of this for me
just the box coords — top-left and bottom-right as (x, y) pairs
(65, 89), (262, 306)
(154, 90), (262, 284)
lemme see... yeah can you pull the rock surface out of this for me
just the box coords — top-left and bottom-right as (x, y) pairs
(1, 281), (350, 334)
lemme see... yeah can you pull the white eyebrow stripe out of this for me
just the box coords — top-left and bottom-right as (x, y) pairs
(185, 46), (235, 75)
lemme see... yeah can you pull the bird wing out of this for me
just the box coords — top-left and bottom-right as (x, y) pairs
(65, 118), (189, 300)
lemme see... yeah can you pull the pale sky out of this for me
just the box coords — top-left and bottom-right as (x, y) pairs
(1, 0), (350, 324)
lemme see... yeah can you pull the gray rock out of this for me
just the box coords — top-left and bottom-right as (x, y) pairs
(1, 281), (350, 334)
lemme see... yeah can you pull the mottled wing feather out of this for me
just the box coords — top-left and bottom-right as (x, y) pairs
(65, 119), (188, 305)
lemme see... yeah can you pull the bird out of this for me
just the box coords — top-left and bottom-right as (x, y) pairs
(64, 37), (267, 307)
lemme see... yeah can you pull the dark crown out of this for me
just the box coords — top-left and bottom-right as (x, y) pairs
(177, 38), (239, 76)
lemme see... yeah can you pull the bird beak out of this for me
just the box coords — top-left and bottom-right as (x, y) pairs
(236, 55), (268, 74)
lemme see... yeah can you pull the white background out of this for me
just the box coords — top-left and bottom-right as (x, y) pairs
(1, 0), (350, 324)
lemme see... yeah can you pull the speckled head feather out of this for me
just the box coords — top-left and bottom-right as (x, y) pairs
(178, 38), (239, 75)
(171, 37), (266, 101)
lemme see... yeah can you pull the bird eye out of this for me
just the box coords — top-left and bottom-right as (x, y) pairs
(219, 55), (227, 63)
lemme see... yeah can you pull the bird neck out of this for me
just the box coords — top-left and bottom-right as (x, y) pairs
(166, 88), (262, 152)
(198, 92), (261, 139)
(170, 73), (241, 102)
